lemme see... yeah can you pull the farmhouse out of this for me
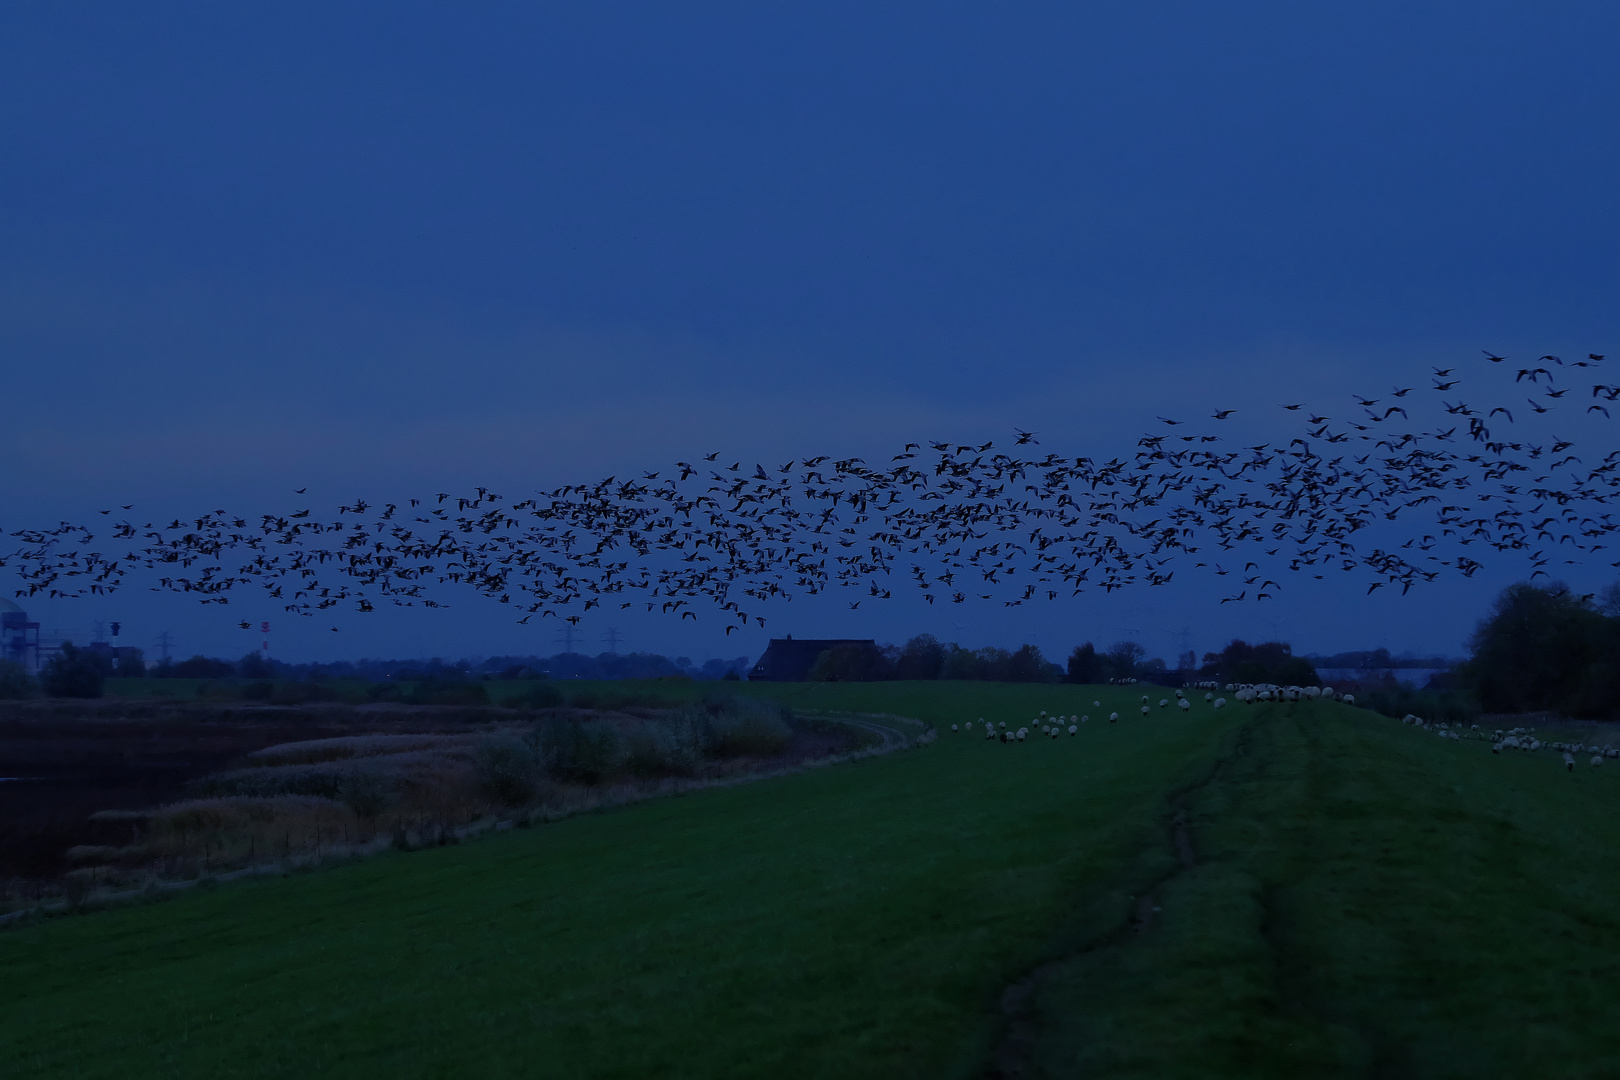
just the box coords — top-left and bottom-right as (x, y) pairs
(748, 637), (877, 681)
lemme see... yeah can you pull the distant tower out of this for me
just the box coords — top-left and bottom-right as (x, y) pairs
(601, 627), (622, 654)
(156, 631), (176, 662)
(0, 600), (41, 671)
(555, 625), (579, 653)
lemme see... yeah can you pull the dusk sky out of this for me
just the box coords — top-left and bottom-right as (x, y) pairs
(4, 3), (1618, 665)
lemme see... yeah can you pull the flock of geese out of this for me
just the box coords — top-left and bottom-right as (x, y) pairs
(5, 350), (1618, 632)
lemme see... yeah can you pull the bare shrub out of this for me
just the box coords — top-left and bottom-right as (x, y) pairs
(707, 697), (792, 757)
(146, 796), (361, 865)
(474, 739), (540, 807)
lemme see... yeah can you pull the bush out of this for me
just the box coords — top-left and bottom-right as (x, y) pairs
(41, 642), (107, 698)
(512, 683), (564, 709)
(0, 659), (37, 699)
(407, 677), (489, 706)
(474, 739), (540, 807)
(167, 655), (237, 679)
(706, 696), (792, 757)
(1357, 684), (1480, 726)
(531, 717), (623, 785)
(622, 722), (681, 778)
(339, 769), (398, 818)
(269, 681), (340, 705)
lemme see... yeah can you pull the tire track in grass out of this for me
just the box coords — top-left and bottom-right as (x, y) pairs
(984, 719), (1255, 1079)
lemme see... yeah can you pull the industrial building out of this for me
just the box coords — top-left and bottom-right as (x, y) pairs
(1, 598), (42, 671)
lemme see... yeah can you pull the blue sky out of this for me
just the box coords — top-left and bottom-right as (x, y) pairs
(3, 2), (1618, 664)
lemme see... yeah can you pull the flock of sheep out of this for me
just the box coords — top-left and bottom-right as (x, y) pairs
(1399, 713), (1620, 771)
(940, 687), (1614, 781)
(942, 682), (1354, 742)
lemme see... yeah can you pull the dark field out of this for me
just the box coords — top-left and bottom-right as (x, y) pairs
(0, 692), (872, 900)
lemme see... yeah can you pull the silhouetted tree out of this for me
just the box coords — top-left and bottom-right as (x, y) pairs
(894, 634), (947, 680)
(114, 647), (146, 678)
(41, 642), (108, 698)
(1200, 640), (1317, 686)
(238, 651), (272, 678)
(1066, 642), (1106, 683)
(809, 642), (894, 682)
(1461, 582), (1618, 716)
(1106, 641), (1145, 680)
(0, 659), (36, 699)
(167, 655), (236, 679)
(1005, 644), (1059, 682)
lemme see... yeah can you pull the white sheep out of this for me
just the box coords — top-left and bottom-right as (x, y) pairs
(1205, 692), (1214, 702)
(1592, 755), (1604, 768)
(1080, 714), (1089, 724)
(1158, 698), (1169, 708)
(1092, 700), (1101, 708)
(1342, 694), (1356, 706)
(1214, 697), (1226, 709)
(1109, 711), (1119, 723)
(1140, 705), (1150, 716)
(1068, 724), (1077, 735)
(1178, 698), (1190, 712)
(951, 723), (959, 732)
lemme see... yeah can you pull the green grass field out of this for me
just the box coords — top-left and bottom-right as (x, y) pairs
(4, 683), (1619, 1078)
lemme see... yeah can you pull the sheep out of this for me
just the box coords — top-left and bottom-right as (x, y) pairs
(1140, 705), (1150, 716)
(1592, 755), (1604, 768)
(1158, 698), (1168, 708)
(1174, 689), (1184, 699)
(1092, 700), (1101, 708)
(1205, 692), (1214, 702)
(1068, 724), (1078, 735)
(1342, 694), (1356, 706)
(1051, 728), (1060, 739)
(1178, 698), (1190, 712)
(1142, 694), (1150, 704)
(951, 723), (959, 732)
(1564, 752), (1576, 771)
(1017, 728), (1028, 741)
(1080, 714), (1089, 724)
(1109, 711), (1119, 723)
(1214, 697), (1226, 709)
(998, 721), (1007, 729)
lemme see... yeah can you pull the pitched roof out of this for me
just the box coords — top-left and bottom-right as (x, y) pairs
(748, 638), (875, 682)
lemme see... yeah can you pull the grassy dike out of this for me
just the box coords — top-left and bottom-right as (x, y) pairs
(1028, 699), (1620, 1078)
(0, 683), (1227, 1079)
